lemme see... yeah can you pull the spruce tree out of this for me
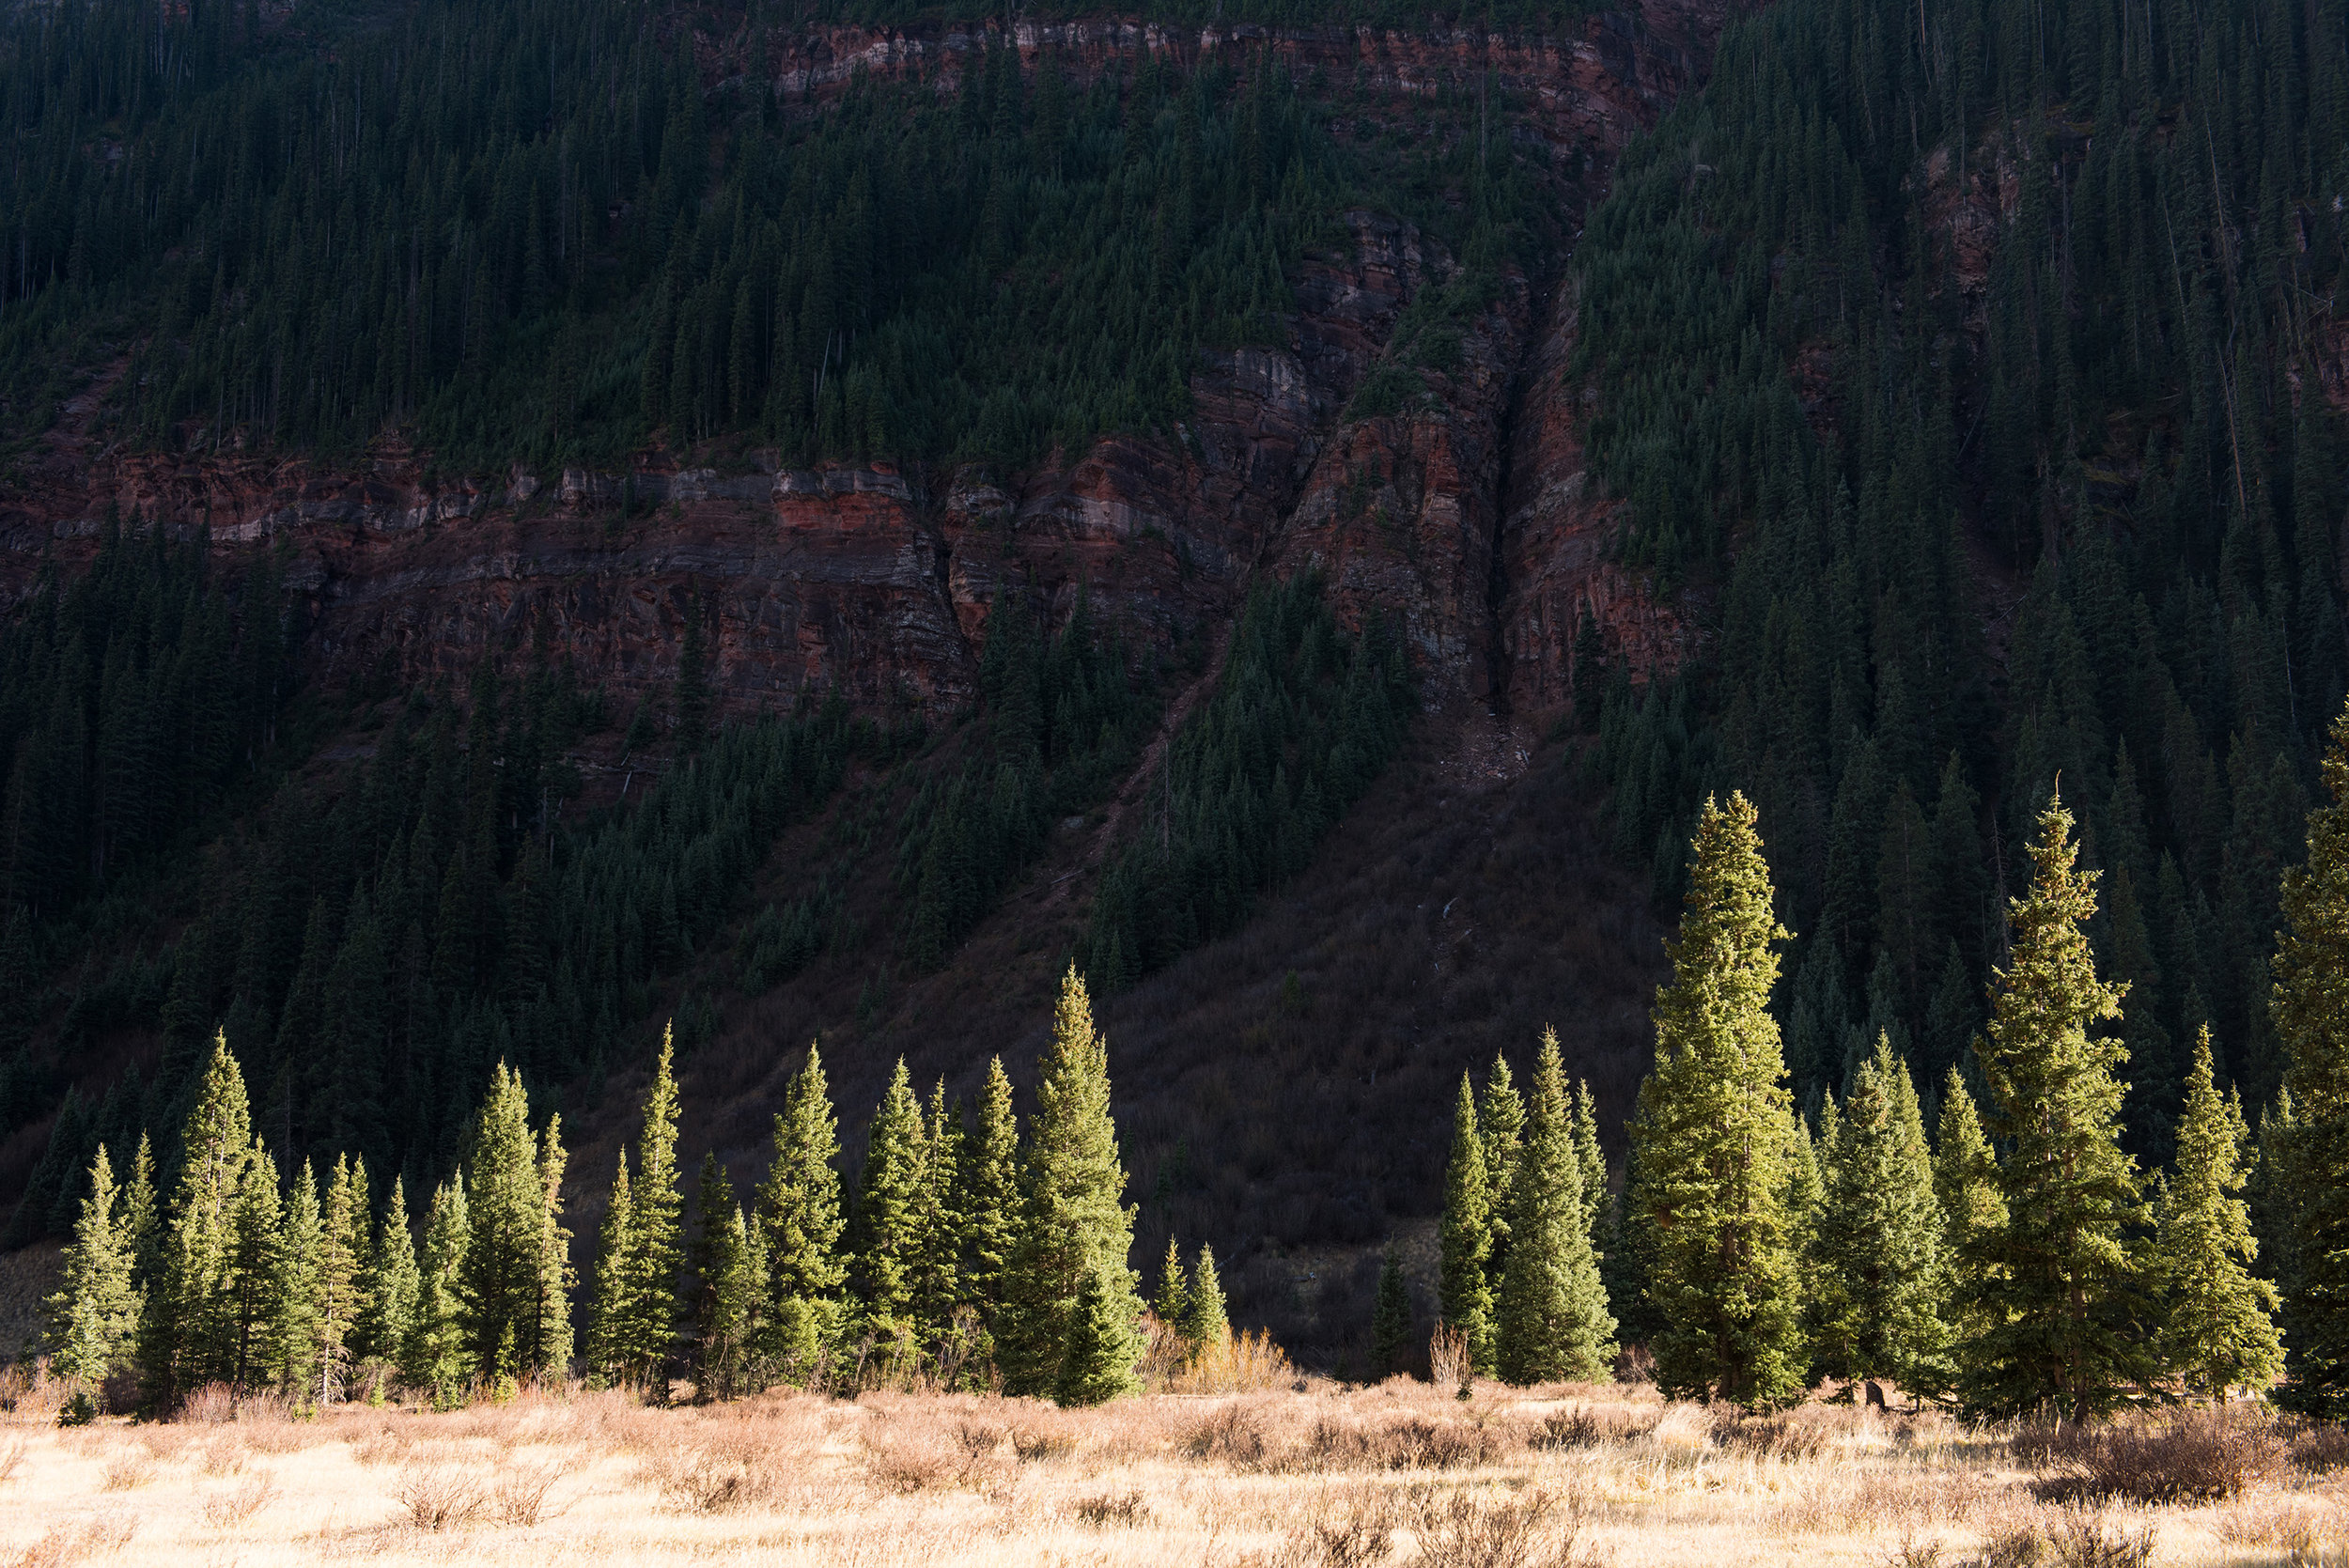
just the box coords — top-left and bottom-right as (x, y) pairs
(458, 1063), (568, 1385)
(1933, 1069), (2004, 1352)
(1806, 1034), (1950, 1395)
(853, 1059), (926, 1333)
(1961, 792), (2154, 1420)
(1154, 1237), (1193, 1347)
(1182, 1244), (1229, 1351)
(998, 967), (1143, 1401)
(2154, 1027), (2284, 1399)
(1479, 1056), (1525, 1301)
(2272, 703), (2349, 1415)
(586, 1151), (637, 1386)
(961, 1057), (1019, 1327)
(119, 1133), (157, 1281)
(1372, 1243), (1413, 1379)
(223, 1141), (284, 1395)
(407, 1175), (472, 1406)
(1630, 792), (1808, 1408)
(688, 1154), (762, 1401)
(1571, 1079), (1608, 1242)
(910, 1080), (965, 1345)
(141, 1032), (253, 1414)
(1496, 1027), (1615, 1384)
(358, 1176), (419, 1375)
(316, 1155), (369, 1405)
(755, 1045), (848, 1374)
(1438, 1073), (1494, 1370)
(274, 1161), (326, 1399)
(618, 1027), (685, 1390)
(46, 1144), (141, 1396)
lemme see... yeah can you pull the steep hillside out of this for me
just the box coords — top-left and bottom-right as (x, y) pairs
(0, 0), (1728, 1364)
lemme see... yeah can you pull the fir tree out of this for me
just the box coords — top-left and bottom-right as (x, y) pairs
(2273, 703), (2349, 1416)
(1631, 792), (1808, 1408)
(45, 1144), (141, 1396)
(458, 1063), (568, 1384)
(532, 1112), (574, 1378)
(756, 1045), (848, 1374)
(1183, 1244), (1229, 1351)
(1807, 1035), (1950, 1394)
(119, 1134), (157, 1281)
(688, 1154), (762, 1401)
(1438, 1073), (1495, 1371)
(1961, 791), (2154, 1420)
(909, 1080), (965, 1345)
(961, 1057), (1019, 1327)
(358, 1176), (419, 1375)
(2154, 1028), (2284, 1399)
(1496, 1028), (1615, 1384)
(223, 1141), (285, 1394)
(997, 967), (1143, 1401)
(1479, 1056), (1526, 1302)
(1571, 1079), (1608, 1244)
(141, 1032), (253, 1414)
(1933, 1069), (2005, 1363)
(1372, 1243), (1413, 1379)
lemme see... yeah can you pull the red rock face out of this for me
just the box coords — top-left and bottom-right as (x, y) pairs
(0, 2), (1740, 721)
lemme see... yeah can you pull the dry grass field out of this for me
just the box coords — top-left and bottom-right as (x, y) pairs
(1, 1374), (2346, 1568)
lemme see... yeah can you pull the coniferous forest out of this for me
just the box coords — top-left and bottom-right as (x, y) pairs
(8, 0), (2349, 1446)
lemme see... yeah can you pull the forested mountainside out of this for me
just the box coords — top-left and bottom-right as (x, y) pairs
(0, 0), (2343, 1373)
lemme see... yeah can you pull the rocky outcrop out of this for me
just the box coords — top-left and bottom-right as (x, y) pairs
(0, 3), (1739, 722)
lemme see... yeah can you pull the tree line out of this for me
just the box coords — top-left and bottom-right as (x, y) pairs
(45, 965), (1220, 1413)
(1572, 0), (2349, 1168)
(1439, 707), (2349, 1417)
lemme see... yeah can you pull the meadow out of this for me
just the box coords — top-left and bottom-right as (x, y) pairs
(0, 1368), (2342, 1568)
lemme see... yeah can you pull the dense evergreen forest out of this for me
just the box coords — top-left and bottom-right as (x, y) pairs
(1579, 0), (2349, 1167)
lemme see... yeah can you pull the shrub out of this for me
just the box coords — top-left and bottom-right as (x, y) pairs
(2045, 1513), (2156, 1568)
(2290, 1422), (2349, 1474)
(201, 1471), (278, 1529)
(2027, 1412), (2282, 1504)
(1070, 1491), (1151, 1528)
(392, 1465), (486, 1530)
(491, 1461), (568, 1526)
(1406, 1486), (1603, 1568)
(1180, 1402), (1268, 1467)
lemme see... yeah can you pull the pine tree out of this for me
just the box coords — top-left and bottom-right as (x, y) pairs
(756, 1045), (848, 1374)
(223, 1141), (285, 1394)
(1479, 1056), (1526, 1303)
(998, 966), (1143, 1401)
(1372, 1243), (1413, 1379)
(141, 1032), (253, 1414)
(2273, 703), (2349, 1415)
(46, 1144), (141, 1398)
(1438, 1073), (1494, 1369)
(688, 1154), (762, 1401)
(2154, 1027), (2284, 1399)
(586, 1151), (637, 1386)
(1571, 1079), (1608, 1244)
(358, 1176), (419, 1376)
(407, 1175), (472, 1405)
(1933, 1070), (2004, 1362)
(1631, 792), (1808, 1408)
(316, 1155), (369, 1405)
(1182, 1244), (1229, 1351)
(119, 1133), (157, 1281)
(274, 1161), (325, 1399)
(853, 1058), (926, 1333)
(1495, 1028), (1616, 1383)
(910, 1080), (965, 1345)
(531, 1113), (574, 1379)
(961, 1057), (1019, 1327)
(1807, 1034), (1950, 1395)
(1961, 791), (2154, 1420)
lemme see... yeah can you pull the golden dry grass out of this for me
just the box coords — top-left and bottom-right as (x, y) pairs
(0, 1376), (2344, 1566)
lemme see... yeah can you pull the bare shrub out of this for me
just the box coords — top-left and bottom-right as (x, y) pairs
(1292, 1413), (1506, 1472)
(491, 1460), (568, 1527)
(1256, 1486), (1397, 1568)
(97, 1452), (153, 1492)
(645, 1433), (780, 1514)
(1974, 1520), (2045, 1568)
(0, 1438), (24, 1485)
(393, 1464), (487, 1530)
(350, 1424), (412, 1467)
(2293, 1422), (2349, 1474)
(200, 1470), (278, 1529)
(194, 1435), (246, 1476)
(1406, 1486), (1603, 1568)
(177, 1383), (238, 1425)
(2044, 1513), (2155, 1568)
(1172, 1328), (1299, 1394)
(1009, 1422), (1081, 1463)
(2213, 1496), (2341, 1555)
(2028, 1411), (2281, 1503)
(1181, 1401), (1269, 1467)
(1071, 1490), (1152, 1528)
(6, 1515), (136, 1568)
(1720, 1412), (1830, 1461)
(1429, 1326), (1472, 1392)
